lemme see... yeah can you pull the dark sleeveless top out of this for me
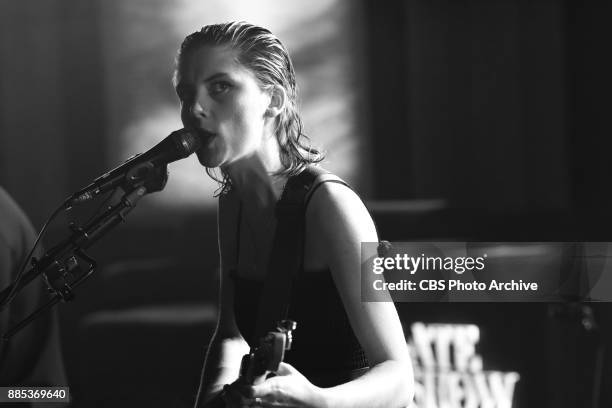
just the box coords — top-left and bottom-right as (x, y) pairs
(230, 169), (369, 387)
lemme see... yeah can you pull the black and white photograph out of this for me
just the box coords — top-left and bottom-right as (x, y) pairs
(1, 1), (611, 407)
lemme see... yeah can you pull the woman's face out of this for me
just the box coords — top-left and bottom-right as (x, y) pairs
(176, 45), (272, 168)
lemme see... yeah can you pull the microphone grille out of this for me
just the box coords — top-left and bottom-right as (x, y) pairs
(171, 129), (202, 157)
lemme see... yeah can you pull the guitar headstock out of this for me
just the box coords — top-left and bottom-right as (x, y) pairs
(239, 320), (297, 385)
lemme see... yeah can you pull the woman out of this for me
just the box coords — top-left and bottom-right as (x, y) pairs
(175, 22), (414, 408)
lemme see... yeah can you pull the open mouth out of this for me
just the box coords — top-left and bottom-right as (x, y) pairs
(191, 128), (216, 143)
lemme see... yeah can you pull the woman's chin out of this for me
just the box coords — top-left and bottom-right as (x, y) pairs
(196, 149), (225, 168)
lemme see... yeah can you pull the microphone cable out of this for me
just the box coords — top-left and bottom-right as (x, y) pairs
(0, 197), (73, 311)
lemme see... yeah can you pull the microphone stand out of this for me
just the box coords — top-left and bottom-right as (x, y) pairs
(0, 162), (168, 340)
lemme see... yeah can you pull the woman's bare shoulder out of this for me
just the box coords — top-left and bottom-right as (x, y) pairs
(306, 180), (378, 255)
(308, 180), (374, 224)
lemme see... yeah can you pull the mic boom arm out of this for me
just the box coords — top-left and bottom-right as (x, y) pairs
(0, 165), (166, 340)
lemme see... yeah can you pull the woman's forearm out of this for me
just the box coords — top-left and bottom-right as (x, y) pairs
(194, 334), (250, 407)
(318, 360), (414, 408)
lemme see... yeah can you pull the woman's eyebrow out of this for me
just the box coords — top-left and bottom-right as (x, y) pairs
(203, 72), (230, 82)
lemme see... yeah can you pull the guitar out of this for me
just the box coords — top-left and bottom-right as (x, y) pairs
(204, 320), (297, 407)
(239, 319), (297, 385)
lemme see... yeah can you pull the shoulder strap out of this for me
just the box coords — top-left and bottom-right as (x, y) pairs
(304, 173), (350, 211)
(252, 167), (348, 342)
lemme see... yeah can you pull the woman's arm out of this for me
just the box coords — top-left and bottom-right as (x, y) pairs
(313, 183), (415, 408)
(194, 284), (249, 406)
(194, 197), (250, 407)
(251, 183), (414, 408)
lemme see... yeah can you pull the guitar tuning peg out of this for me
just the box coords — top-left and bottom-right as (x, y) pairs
(277, 319), (297, 332)
(277, 320), (297, 350)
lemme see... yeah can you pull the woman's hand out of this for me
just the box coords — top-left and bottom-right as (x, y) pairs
(223, 363), (324, 408)
(250, 363), (324, 408)
(220, 381), (255, 408)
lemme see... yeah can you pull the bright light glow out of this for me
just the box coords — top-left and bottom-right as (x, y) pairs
(101, 0), (364, 209)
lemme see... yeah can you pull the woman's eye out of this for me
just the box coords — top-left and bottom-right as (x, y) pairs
(210, 81), (231, 95)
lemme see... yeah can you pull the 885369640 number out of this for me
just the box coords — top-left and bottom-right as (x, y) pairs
(1, 387), (70, 403)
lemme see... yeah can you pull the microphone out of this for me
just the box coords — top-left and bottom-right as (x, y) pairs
(67, 129), (201, 205)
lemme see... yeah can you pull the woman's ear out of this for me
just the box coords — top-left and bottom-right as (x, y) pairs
(265, 85), (286, 118)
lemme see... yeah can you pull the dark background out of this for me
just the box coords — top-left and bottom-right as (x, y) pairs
(1, 0), (611, 407)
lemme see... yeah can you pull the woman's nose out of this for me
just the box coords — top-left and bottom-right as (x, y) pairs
(191, 100), (207, 118)
(182, 100), (208, 128)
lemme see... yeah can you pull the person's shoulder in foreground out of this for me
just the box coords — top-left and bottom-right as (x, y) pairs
(0, 186), (68, 391)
